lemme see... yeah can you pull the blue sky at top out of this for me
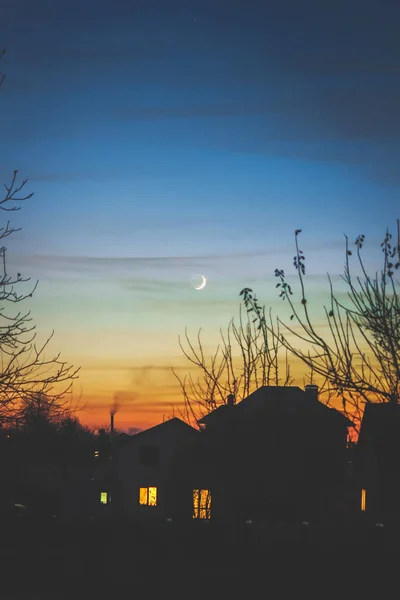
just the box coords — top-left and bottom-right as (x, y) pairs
(0, 0), (398, 427)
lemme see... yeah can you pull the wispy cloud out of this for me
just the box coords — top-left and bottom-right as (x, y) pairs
(113, 88), (400, 184)
(12, 251), (268, 277)
(115, 104), (269, 121)
(28, 168), (159, 183)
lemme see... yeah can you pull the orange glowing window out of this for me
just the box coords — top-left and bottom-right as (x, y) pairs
(361, 489), (366, 511)
(139, 486), (157, 506)
(193, 489), (211, 519)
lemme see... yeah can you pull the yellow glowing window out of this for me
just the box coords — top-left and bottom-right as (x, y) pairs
(100, 492), (108, 504)
(139, 486), (157, 506)
(361, 489), (366, 511)
(193, 489), (211, 519)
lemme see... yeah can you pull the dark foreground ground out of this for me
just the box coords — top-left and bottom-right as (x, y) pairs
(1, 517), (399, 599)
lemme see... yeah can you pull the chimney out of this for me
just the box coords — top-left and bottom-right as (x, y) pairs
(227, 394), (235, 407)
(110, 411), (114, 434)
(304, 384), (319, 402)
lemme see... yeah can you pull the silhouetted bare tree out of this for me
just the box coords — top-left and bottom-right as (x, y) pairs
(173, 304), (293, 426)
(0, 49), (79, 423)
(242, 221), (400, 431)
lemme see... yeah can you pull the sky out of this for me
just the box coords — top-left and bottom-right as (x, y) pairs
(0, 0), (399, 430)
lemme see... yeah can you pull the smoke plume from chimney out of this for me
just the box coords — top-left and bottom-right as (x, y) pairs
(110, 393), (120, 433)
(110, 393), (120, 416)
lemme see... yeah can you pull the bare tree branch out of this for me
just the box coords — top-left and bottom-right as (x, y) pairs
(173, 304), (294, 427)
(0, 173), (80, 423)
(0, 52), (80, 422)
(241, 221), (400, 432)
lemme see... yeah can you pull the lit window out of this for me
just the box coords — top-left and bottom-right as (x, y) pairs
(100, 492), (108, 504)
(193, 489), (211, 519)
(361, 489), (366, 511)
(139, 486), (157, 506)
(94, 450), (99, 458)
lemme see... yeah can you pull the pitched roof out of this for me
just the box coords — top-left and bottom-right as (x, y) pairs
(198, 404), (231, 426)
(126, 417), (199, 441)
(199, 385), (353, 428)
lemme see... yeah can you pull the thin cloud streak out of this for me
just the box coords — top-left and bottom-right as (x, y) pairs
(115, 104), (270, 120)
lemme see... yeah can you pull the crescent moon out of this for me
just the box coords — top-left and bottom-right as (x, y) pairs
(195, 275), (207, 290)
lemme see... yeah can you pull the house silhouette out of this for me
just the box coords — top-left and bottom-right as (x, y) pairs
(112, 417), (199, 520)
(357, 401), (400, 521)
(193, 385), (354, 522)
(110, 385), (355, 523)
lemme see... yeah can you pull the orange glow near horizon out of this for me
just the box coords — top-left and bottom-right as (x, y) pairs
(53, 304), (381, 434)
(73, 352), (308, 430)
(73, 355), (372, 433)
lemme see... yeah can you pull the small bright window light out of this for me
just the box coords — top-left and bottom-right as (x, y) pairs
(139, 486), (157, 506)
(192, 489), (211, 519)
(361, 489), (366, 511)
(100, 492), (108, 504)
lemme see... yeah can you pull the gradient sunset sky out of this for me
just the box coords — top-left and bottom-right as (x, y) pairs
(0, 0), (398, 430)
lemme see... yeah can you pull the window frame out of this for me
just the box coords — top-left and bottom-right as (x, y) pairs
(139, 486), (158, 507)
(192, 488), (211, 519)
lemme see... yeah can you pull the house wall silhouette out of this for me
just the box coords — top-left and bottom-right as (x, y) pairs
(357, 401), (400, 520)
(113, 418), (199, 520)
